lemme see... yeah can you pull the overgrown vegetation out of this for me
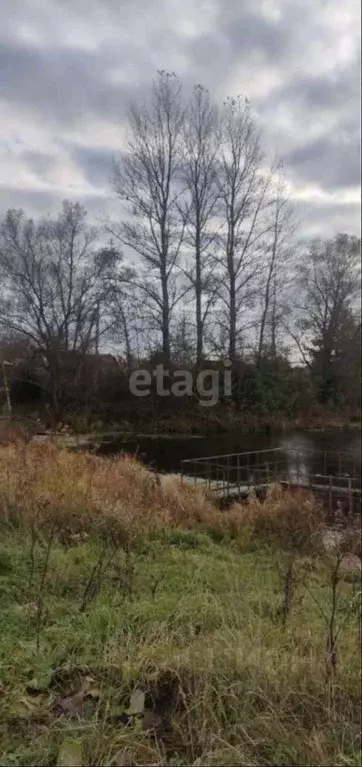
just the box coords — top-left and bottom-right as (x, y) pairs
(0, 443), (361, 766)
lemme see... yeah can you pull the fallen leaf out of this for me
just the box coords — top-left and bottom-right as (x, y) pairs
(79, 676), (101, 699)
(85, 687), (101, 698)
(83, 675), (96, 685)
(57, 739), (83, 766)
(134, 743), (164, 765)
(142, 709), (163, 731)
(338, 554), (362, 582)
(26, 661), (53, 693)
(8, 697), (36, 718)
(108, 704), (128, 723)
(55, 693), (84, 718)
(109, 749), (134, 766)
(126, 689), (145, 716)
(26, 669), (52, 694)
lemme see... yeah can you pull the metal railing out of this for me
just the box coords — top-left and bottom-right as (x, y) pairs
(180, 447), (361, 516)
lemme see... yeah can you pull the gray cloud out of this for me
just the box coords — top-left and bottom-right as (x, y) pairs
(63, 144), (117, 187)
(281, 70), (359, 112)
(286, 134), (360, 190)
(254, 63), (360, 192)
(0, 41), (132, 127)
(19, 150), (56, 178)
(0, 185), (114, 220)
(0, 188), (66, 216)
(221, 11), (290, 61)
(294, 200), (361, 239)
(0, 0), (360, 237)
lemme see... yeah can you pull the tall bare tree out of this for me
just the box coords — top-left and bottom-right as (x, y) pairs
(256, 175), (294, 367)
(216, 96), (271, 363)
(0, 201), (120, 418)
(293, 233), (361, 403)
(113, 71), (186, 362)
(181, 85), (220, 365)
(94, 244), (136, 370)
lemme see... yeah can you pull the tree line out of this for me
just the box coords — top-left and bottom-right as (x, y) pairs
(0, 72), (360, 423)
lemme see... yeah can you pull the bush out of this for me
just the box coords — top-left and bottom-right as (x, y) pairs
(233, 485), (325, 553)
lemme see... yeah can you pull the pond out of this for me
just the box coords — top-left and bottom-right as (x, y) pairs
(96, 428), (361, 477)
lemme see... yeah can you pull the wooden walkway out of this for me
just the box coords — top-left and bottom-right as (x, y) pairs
(180, 474), (271, 498)
(180, 448), (361, 513)
(180, 473), (362, 500)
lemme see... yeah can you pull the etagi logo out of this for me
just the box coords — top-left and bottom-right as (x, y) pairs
(129, 362), (232, 407)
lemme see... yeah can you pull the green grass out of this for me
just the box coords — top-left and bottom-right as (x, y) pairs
(0, 526), (360, 767)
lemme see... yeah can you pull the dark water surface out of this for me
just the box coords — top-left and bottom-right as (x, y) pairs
(97, 429), (361, 476)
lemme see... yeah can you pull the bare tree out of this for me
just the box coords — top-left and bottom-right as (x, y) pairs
(181, 85), (220, 366)
(0, 201), (120, 419)
(216, 96), (271, 363)
(269, 272), (290, 362)
(93, 243), (136, 370)
(293, 233), (361, 404)
(172, 307), (195, 367)
(256, 175), (294, 367)
(111, 294), (134, 370)
(113, 71), (186, 363)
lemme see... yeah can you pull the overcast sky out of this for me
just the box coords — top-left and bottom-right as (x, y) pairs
(0, 0), (360, 238)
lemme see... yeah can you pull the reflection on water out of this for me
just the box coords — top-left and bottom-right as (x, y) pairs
(97, 428), (361, 479)
(278, 434), (315, 484)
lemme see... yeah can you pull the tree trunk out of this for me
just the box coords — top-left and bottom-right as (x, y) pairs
(161, 264), (170, 362)
(195, 227), (203, 367)
(119, 304), (132, 371)
(270, 279), (277, 361)
(257, 211), (279, 368)
(228, 272), (236, 363)
(257, 267), (273, 368)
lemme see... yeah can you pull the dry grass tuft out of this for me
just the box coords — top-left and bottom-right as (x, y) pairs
(228, 485), (325, 552)
(0, 442), (222, 539)
(0, 418), (33, 445)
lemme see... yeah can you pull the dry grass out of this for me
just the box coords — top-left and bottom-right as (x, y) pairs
(0, 418), (34, 445)
(1, 443), (359, 559)
(0, 443), (350, 549)
(231, 485), (326, 552)
(0, 442), (223, 539)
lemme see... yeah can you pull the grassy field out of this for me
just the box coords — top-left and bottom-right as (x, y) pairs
(0, 444), (361, 767)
